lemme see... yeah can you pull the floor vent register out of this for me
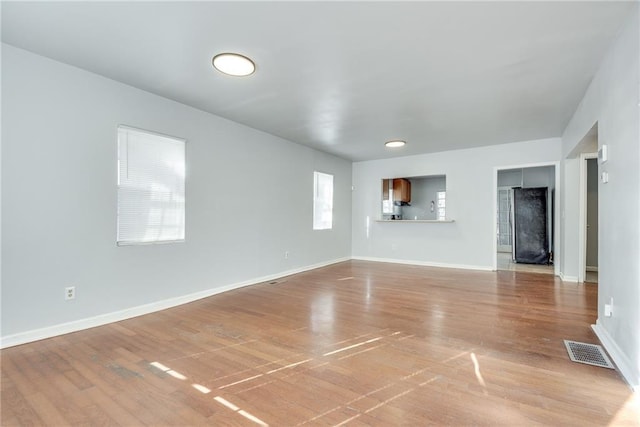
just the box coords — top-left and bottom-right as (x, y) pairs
(564, 340), (614, 369)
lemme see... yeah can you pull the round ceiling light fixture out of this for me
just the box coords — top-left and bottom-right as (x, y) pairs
(212, 53), (256, 77)
(385, 140), (406, 148)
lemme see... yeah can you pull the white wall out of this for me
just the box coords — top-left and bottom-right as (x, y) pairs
(561, 8), (639, 389)
(352, 138), (561, 270)
(497, 169), (522, 187)
(560, 158), (580, 281)
(497, 166), (555, 189)
(1, 45), (352, 344)
(522, 166), (555, 190)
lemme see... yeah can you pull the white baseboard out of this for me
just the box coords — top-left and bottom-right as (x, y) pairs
(592, 322), (639, 392)
(0, 257), (350, 349)
(559, 272), (579, 283)
(351, 256), (493, 272)
(586, 266), (599, 272)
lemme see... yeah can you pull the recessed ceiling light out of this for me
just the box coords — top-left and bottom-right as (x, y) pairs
(212, 53), (255, 77)
(385, 140), (406, 148)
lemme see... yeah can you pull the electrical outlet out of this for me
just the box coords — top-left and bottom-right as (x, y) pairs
(604, 297), (613, 317)
(65, 286), (75, 300)
(284, 251), (289, 259)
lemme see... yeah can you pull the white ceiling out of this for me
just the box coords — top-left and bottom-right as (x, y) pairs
(1, 1), (633, 161)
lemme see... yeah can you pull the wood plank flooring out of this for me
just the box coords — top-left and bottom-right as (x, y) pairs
(2, 260), (638, 426)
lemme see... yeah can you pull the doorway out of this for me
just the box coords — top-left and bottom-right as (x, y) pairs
(495, 165), (557, 275)
(582, 156), (599, 284)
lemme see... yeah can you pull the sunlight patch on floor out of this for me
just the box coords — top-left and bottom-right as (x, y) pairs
(265, 358), (311, 374)
(149, 361), (187, 380)
(470, 352), (487, 391)
(192, 384), (211, 394)
(323, 337), (382, 356)
(609, 393), (640, 425)
(214, 396), (268, 426)
(219, 373), (264, 389)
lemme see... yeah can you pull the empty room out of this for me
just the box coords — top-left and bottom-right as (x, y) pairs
(1, 1), (639, 425)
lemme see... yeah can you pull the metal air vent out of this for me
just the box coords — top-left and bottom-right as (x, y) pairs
(564, 340), (614, 369)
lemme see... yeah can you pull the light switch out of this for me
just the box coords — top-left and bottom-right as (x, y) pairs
(601, 171), (609, 183)
(598, 144), (608, 163)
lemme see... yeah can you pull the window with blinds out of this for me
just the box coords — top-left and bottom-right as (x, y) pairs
(437, 191), (446, 220)
(313, 171), (334, 230)
(117, 126), (186, 245)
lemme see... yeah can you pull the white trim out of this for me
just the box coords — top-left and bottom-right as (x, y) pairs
(578, 152), (598, 283)
(586, 266), (599, 272)
(496, 185), (514, 253)
(493, 162), (560, 277)
(352, 256), (493, 272)
(0, 257), (350, 349)
(592, 322), (639, 391)
(117, 239), (185, 247)
(375, 219), (455, 223)
(553, 165), (561, 278)
(493, 169), (498, 269)
(118, 124), (187, 144)
(559, 272), (579, 283)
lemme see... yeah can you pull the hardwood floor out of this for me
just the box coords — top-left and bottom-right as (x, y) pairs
(496, 252), (554, 275)
(2, 260), (638, 426)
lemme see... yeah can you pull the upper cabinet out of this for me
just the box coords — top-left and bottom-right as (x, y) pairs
(382, 178), (412, 205)
(393, 178), (411, 203)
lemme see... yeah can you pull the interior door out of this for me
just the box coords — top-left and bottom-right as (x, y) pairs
(497, 187), (512, 253)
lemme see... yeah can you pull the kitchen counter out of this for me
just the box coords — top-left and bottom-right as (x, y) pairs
(376, 219), (455, 223)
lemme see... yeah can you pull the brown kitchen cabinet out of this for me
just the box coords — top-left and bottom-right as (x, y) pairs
(393, 178), (411, 203)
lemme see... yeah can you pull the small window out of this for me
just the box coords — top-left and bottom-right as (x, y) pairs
(437, 191), (446, 220)
(117, 126), (186, 245)
(313, 171), (333, 230)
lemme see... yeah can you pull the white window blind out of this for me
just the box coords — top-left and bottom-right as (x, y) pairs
(313, 171), (334, 230)
(117, 126), (185, 245)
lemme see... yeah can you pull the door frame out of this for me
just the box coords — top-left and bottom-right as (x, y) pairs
(493, 161), (560, 276)
(578, 152), (598, 283)
(496, 186), (514, 253)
